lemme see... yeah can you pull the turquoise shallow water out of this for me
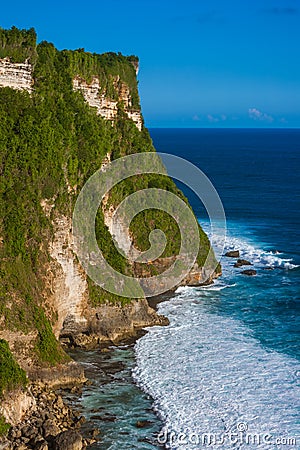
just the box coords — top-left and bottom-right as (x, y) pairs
(67, 346), (162, 449)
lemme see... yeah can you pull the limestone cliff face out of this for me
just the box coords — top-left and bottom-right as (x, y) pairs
(47, 210), (168, 348)
(0, 57), (142, 131)
(0, 57), (33, 93)
(72, 76), (143, 131)
(47, 213), (89, 338)
(0, 53), (216, 351)
(0, 389), (36, 427)
(0, 330), (37, 373)
(102, 198), (219, 291)
(39, 165), (165, 347)
(0, 37), (168, 434)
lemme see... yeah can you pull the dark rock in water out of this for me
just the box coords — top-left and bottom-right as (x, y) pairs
(241, 269), (257, 276)
(90, 415), (104, 421)
(135, 420), (153, 428)
(234, 259), (252, 268)
(84, 437), (97, 446)
(90, 414), (116, 422)
(53, 430), (82, 450)
(225, 250), (240, 258)
(264, 267), (275, 271)
(74, 416), (86, 427)
(138, 436), (163, 447)
(90, 428), (101, 438)
(70, 386), (82, 395)
(34, 440), (49, 450)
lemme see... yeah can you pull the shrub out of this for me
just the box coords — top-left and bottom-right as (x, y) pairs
(0, 339), (27, 397)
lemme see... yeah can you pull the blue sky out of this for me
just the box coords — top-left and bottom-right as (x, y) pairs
(1, 0), (300, 127)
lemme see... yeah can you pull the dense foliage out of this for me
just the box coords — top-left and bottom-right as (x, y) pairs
(0, 26), (37, 63)
(0, 27), (217, 375)
(66, 50), (140, 108)
(0, 415), (10, 436)
(0, 339), (27, 397)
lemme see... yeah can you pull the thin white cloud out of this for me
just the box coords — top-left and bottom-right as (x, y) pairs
(207, 114), (219, 123)
(248, 108), (274, 122)
(279, 117), (288, 124)
(192, 114), (200, 121)
(207, 114), (227, 123)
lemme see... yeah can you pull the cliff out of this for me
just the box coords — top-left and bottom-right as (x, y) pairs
(0, 57), (33, 93)
(0, 26), (220, 434)
(72, 75), (143, 130)
(0, 55), (142, 129)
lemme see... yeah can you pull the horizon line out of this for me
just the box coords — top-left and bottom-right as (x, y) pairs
(147, 126), (300, 130)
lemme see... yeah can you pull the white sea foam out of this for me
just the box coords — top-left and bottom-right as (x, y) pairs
(133, 222), (299, 449)
(133, 292), (300, 449)
(203, 221), (299, 270)
(176, 283), (236, 295)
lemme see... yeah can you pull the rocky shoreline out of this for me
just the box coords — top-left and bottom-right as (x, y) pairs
(0, 280), (218, 450)
(0, 383), (95, 450)
(0, 299), (170, 450)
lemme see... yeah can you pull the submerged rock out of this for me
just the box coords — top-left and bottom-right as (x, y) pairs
(90, 428), (100, 438)
(241, 269), (257, 276)
(234, 259), (252, 268)
(135, 420), (153, 428)
(225, 250), (240, 258)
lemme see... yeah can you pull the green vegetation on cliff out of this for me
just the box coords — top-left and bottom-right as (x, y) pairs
(0, 339), (27, 396)
(0, 27), (218, 380)
(0, 26), (37, 63)
(67, 49), (140, 108)
(0, 415), (10, 437)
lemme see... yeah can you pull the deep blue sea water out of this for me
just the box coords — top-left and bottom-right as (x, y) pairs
(133, 129), (300, 449)
(70, 129), (300, 449)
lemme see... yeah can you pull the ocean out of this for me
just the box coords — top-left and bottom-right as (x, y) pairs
(133, 128), (300, 449)
(70, 128), (300, 449)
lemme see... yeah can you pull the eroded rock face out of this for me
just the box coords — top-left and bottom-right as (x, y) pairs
(45, 210), (167, 348)
(72, 76), (142, 130)
(102, 192), (219, 292)
(27, 361), (86, 387)
(0, 390), (36, 427)
(53, 431), (83, 450)
(0, 330), (37, 372)
(0, 57), (142, 131)
(61, 298), (169, 349)
(181, 262), (220, 286)
(102, 190), (132, 257)
(0, 57), (33, 93)
(47, 214), (89, 338)
(2, 384), (87, 450)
